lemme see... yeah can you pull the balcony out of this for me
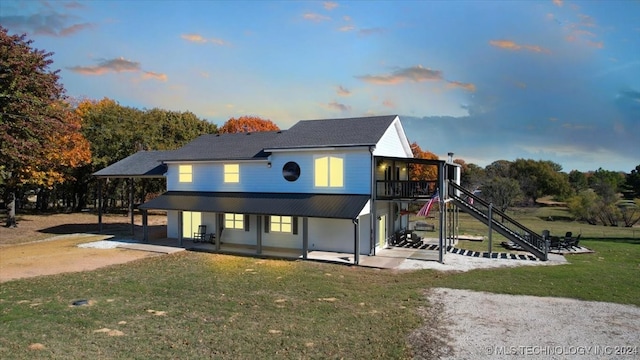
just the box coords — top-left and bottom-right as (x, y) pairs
(376, 180), (438, 200)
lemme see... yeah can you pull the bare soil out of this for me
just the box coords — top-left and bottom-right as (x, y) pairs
(0, 212), (167, 282)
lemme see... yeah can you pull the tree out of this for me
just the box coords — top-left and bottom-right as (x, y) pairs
(568, 170), (587, 194)
(485, 160), (512, 179)
(479, 176), (522, 217)
(458, 161), (485, 190)
(567, 190), (600, 225)
(623, 165), (640, 199)
(589, 167), (625, 202)
(219, 116), (279, 133)
(510, 159), (571, 204)
(1, 27), (88, 226)
(409, 142), (438, 181)
(618, 199), (640, 227)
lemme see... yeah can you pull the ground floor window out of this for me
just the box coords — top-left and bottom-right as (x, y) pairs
(270, 215), (292, 233)
(225, 213), (244, 229)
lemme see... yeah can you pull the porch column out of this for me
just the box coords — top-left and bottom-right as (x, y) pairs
(302, 217), (308, 259)
(178, 211), (183, 247)
(98, 179), (103, 233)
(129, 177), (134, 236)
(256, 215), (262, 255)
(142, 209), (148, 243)
(353, 218), (360, 265)
(216, 213), (223, 251)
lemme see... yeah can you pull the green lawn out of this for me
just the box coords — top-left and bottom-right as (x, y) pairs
(2, 238), (638, 359)
(1, 207), (638, 359)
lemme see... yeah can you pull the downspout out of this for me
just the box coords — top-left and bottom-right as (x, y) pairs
(369, 146), (376, 256)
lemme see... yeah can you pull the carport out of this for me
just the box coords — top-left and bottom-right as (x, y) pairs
(92, 150), (169, 235)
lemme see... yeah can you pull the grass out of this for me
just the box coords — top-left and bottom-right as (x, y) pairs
(2, 239), (638, 359)
(412, 205), (640, 253)
(431, 240), (640, 305)
(0, 254), (428, 359)
(1, 207), (638, 359)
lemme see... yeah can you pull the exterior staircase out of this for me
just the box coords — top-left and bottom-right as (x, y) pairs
(448, 181), (548, 260)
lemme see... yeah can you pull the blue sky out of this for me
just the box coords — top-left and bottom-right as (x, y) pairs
(2, 0), (639, 172)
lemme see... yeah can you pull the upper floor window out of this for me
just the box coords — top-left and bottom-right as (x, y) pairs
(179, 165), (192, 183)
(224, 213), (244, 229)
(224, 164), (239, 183)
(270, 215), (292, 233)
(314, 156), (343, 187)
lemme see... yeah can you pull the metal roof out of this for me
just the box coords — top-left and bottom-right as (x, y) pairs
(139, 191), (370, 220)
(92, 150), (169, 178)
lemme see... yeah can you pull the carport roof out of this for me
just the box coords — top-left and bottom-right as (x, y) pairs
(139, 191), (370, 220)
(93, 150), (170, 178)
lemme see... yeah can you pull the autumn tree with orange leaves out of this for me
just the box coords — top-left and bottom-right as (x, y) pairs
(1, 27), (91, 226)
(219, 116), (280, 133)
(409, 142), (439, 181)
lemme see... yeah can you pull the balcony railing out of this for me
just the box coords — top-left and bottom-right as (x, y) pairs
(376, 180), (438, 200)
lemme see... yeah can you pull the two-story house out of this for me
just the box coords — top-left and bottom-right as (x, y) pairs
(96, 115), (450, 264)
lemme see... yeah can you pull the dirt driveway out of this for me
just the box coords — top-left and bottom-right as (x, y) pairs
(0, 212), (167, 282)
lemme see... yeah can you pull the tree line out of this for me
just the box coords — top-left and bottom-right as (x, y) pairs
(453, 158), (640, 227)
(2, 26), (638, 228)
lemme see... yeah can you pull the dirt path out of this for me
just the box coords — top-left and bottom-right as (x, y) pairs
(0, 212), (167, 282)
(0, 234), (160, 282)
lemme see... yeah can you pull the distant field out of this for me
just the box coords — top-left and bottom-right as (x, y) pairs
(410, 204), (639, 253)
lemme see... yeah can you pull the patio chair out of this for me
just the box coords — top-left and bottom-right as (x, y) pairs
(549, 236), (562, 250)
(564, 234), (581, 249)
(193, 225), (207, 243)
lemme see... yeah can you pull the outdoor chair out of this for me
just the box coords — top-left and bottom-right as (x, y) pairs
(564, 234), (581, 249)
(549, 236), (562, 250)
(193, 225), (207, 243)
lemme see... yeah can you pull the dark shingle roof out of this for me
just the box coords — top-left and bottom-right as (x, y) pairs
(162, 131), (284, 161)
(93, 150), (169, 177)
(266, 115), (398, 149)
(157, 115), (398, 162)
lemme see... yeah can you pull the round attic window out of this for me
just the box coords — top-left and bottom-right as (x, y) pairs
(282, 161), (301, 182)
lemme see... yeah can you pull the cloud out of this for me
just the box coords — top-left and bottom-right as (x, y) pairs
(68, 57), (167, 82)
(338, 24), (355, 32)
(68, 57), (140, 75)
(336, 85), (351, 96)
(324, 2), (338, 11)
(181, 33), (227, 45)
(447, 81), (477, 92)
(382, 100), (396, 108)
(142, 71), (168, 82)
(63, 1), (86, 10)
(359, 27), (385, 36)
(0, 2), (93, 37)
(489, 39), (550, 53)
(303, 13), (330, 22)
(356, 65), (443, 85)
(326, 101), (351, 112)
